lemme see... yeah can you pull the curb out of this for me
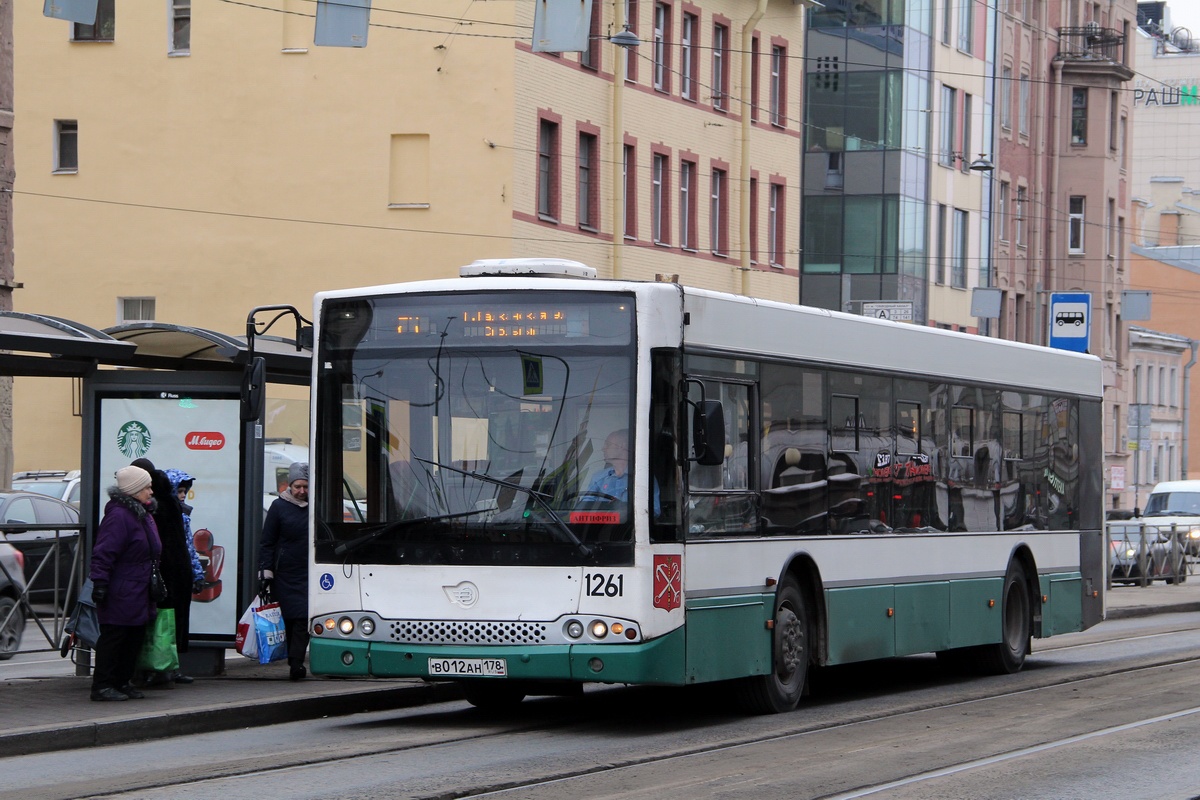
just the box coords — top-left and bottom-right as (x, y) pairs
(1, 681), (463, 757)
(1105, 602), (1200, 621)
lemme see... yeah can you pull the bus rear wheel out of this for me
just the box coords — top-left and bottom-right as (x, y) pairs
(736, 575), (809, 714)
(976, 561), (1032, 674)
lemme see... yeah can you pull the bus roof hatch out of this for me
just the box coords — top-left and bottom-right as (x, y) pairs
(459, 258), (597, 279)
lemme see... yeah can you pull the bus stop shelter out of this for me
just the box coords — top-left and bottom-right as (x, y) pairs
(0, 311), (311, 674)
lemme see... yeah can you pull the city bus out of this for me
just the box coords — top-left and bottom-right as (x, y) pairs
(306, 259), (1105, 713)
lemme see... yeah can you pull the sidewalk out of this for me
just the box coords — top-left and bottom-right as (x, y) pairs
(2, 582), (1198, 757)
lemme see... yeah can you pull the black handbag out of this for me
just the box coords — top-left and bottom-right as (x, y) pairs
(150, 562), (169, 603)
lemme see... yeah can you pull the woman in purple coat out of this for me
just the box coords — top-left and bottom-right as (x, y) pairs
(89, 465), (161, 701)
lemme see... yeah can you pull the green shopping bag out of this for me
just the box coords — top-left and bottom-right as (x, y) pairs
(136, 608), (180, 673)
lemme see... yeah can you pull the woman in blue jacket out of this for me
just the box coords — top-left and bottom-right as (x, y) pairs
(89, 466), (160, 701)
(258, 461), (309, 680)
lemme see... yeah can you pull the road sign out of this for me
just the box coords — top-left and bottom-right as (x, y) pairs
(862, 301), (913, 322)
(1048, 292), (1090, 353)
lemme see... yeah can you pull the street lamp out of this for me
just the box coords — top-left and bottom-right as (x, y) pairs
(610, 21), (639, 280)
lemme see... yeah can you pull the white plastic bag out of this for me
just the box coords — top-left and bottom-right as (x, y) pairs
(235, 594), (263, 660)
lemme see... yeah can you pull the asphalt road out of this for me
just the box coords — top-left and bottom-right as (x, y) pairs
(4, 611), (1200, 800)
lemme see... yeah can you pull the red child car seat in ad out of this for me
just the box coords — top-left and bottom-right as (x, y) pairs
(192, 528), (224, 602)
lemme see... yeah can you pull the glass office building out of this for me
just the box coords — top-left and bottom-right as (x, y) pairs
(801, 0), (934, 322)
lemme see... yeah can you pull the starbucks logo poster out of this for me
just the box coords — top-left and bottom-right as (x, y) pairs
(117, 421), (152, 460)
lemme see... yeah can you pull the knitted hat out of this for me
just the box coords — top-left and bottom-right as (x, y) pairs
(116, 465), (152, 495)
(288, 461), (309, 484)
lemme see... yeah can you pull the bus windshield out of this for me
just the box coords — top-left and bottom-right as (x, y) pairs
(314, 290), (637, 567)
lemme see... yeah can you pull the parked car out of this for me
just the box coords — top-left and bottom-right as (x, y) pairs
(0, 541), (26, 659)
(1109, 526), (1186, 584)
(12, 470), (82, 507)
(0, 491), (82, 605)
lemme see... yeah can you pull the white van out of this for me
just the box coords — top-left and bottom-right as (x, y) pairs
(1132, 480), (1200, 554)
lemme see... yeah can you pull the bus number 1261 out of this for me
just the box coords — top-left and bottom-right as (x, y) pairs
(585, 573), (624, 597)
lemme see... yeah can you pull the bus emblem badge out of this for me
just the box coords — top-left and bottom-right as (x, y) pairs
(444, 581), (479, 608)
(653, 555), (681, 611)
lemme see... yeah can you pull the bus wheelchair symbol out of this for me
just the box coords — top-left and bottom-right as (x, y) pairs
(1055, 311), (1084, 326)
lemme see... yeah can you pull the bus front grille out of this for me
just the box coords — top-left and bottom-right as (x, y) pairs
(388, 620), (550, 645)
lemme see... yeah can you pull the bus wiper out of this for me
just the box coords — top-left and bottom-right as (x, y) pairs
(414, 457), (593, 557)
(333, 508), (489, 557)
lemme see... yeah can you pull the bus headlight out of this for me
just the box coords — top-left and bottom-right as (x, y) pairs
(359, 617), (375, 636)
(338, 617), (355, 635)
(589, 620), (609, 639)
(564, 619), (584, 639)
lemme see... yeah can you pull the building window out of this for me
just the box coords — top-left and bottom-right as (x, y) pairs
(1109, 90), (1118, 150)
(957, 0), (973, 51)
(1068, 196), (1085, 253)
(73, 0), (115, 41)
(941, 0), (952, 45)
(1071, 87), (1088, 145)
(712, 23), (729, 111)
(769, 182), (785, 267)
(1018, 73), (1030, 136)
(770, 45), (787, 126)
(681, 13), (697, 101)
(934, 204), (947, 284)
(751, 37), (761, 122)
(119, 297), (156, 324)
(1000, 66), (1012, 130)
(748, 177), (759, 263)
(624, 0), (638, 82)
(652, 152), (670, 244)
(581, 0), (601, 69)
(653, 3), (671, 92)
(537, 118), (560, 222)
(1015, 186), (1026, 246)
(710, 168), (727, 255)
(577, 132), (598, 230)
(170, 0), (191, 55)
(54, 120), (78, 173)
(940, 85), (957, 166)
(623, 144), (637, 239)
(1106, 197), (1115, 256)
(680, 159), (697, 250)
(952, 208), (968, 288)
(998, 181), (1010, 242)
(960, 93), (973, 173)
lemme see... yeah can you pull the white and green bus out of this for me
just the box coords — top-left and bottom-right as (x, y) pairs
(307, 259), (1105, 713)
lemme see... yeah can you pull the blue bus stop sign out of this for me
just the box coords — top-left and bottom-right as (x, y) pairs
(1049, 292), (1090, 353)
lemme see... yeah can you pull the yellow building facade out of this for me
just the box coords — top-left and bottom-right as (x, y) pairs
(11, 1), (803, 469)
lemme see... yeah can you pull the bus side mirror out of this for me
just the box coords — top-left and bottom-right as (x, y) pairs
(692, 399), (726, 466)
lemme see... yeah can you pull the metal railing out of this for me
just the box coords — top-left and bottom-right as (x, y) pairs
(0, 524), (84, 656)
(1106, 520), (1194, 589)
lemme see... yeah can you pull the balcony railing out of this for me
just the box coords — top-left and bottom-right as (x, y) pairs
(1056, 25), (1126, 62)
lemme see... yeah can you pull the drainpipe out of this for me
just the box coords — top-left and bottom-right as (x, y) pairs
(1185, 339), (1198, 478)
(739, 0), (769, 296)
(1046, 58), (1063, 336)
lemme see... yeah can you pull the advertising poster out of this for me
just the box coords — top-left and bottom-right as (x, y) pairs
(98, 393), (240, 639)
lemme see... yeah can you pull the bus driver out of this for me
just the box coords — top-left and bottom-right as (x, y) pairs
(587, 428), (660, 516)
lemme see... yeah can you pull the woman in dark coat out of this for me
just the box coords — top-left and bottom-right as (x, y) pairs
(89, 465), (160, 701)
(131, 458), (197, 685)
(258, 461), (309, 680)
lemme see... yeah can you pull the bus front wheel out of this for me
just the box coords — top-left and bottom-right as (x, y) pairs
(461, 680), (527, 710)
(736, 575), (809, 714)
